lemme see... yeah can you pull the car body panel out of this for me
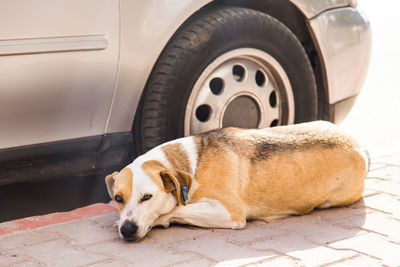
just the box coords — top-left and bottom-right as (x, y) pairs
(105, 0), (212, 133)
(309, 7), (371, 104)
(288, 0), (350, 18)
(0, 0), (119, 149)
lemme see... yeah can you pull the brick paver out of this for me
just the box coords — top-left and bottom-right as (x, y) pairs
(288, 246), (356, 267)
(0, 231), (58, 251)
(329, 233), (400, 266)
(0, 152), (399, 266)
(325, 254), (382, 267)
(86, 238), (194, 266)
(38, 217), (118, 246)
(172, 233), (276, 263)
(0, 253), (25, 266)
(8, 238), (109, 266)
(253, 256), (301, 267)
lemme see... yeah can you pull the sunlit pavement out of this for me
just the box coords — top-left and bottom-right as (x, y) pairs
(2, 0), (400, 266)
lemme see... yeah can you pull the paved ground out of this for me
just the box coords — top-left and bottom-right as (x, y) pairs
(1, 151), (400, 267)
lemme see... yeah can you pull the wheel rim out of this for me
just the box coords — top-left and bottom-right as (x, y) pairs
(184, 48), (295, 136)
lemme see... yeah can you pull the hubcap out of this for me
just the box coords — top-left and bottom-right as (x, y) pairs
(184, 48), (295, 136)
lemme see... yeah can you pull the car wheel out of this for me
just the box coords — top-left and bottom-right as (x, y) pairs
(134, 6), (317, 154)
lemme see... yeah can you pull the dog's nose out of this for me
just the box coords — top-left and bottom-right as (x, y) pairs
(120, 221), (138, 240)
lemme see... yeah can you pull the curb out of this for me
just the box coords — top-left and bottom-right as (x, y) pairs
(0, 203), (117, 237)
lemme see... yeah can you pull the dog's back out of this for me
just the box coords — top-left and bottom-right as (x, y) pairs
(193, 121), (367, 221)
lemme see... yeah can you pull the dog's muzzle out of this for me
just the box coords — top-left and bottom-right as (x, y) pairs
(120, 220), (139, 242)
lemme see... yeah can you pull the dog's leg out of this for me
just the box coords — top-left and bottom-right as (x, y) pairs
(154, 199), (246, 230)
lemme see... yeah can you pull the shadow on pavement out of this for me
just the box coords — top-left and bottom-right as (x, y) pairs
(0, 173), (110, 222)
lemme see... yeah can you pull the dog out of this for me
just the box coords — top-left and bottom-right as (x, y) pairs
(105, 121), (368, 242)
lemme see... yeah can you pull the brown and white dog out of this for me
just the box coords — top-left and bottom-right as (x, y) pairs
(105, 121), (368, 242)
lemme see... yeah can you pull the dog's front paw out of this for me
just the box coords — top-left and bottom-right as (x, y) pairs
(113, 219), (119, 228)
(154, 215), (170, 228)
(159, 222), (170, 229)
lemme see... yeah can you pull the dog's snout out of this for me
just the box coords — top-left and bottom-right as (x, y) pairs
(120, 221), (138, 241)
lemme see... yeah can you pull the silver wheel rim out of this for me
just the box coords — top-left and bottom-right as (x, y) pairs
(184, 48), (295, 136)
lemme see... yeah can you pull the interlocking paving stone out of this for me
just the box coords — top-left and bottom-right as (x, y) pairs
(245, 256), (302, 267)
(329, 233), (400, 266)
(288, 246), (356, 267)
(325, 254), (382, 267)
(0, 252), (26, 266)
(90, 212), (119, 228)
(362, 188), (380, 198)
(250, 232), (318, 253)
(6, 261), (42, 267)
(373, 153), (400, 167)
(39, 217), (118, 246)
(255, 209), (366, 245)
(8, 238), (109, 266)
(86, 258), (130, 267)
(215, 220), (287, 244)
(363, 193), (400, 216)
(285, 220), (364, 245)
(316, 206), (368, 224)
(87, 238), (194, 266)
(336, 210), (400, 243)
(249, 231), (357, 266)
(0, 231), (58, 250)
(367, 165), (400, 181)
(144, 224), (211, 247)
(214, 255), (277, 267)
(365, 178), (400, 196)
(172, 233), (276, 263)
(171, 257), (215, 267)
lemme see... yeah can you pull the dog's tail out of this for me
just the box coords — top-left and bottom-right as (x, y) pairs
(361, 149), (371, 174)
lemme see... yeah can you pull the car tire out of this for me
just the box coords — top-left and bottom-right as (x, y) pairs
(134, 6), (318, 154)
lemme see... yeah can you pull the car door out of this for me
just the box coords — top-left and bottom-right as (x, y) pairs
(0, 0), (119, 149)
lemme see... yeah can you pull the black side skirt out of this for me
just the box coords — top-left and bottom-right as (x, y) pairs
(0, 132), (134, 185)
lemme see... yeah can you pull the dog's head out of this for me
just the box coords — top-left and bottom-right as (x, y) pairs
(105, 160), (192, 242)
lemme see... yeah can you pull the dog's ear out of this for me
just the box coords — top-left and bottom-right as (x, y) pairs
(105, 171), (119, 199)
(142, 160), (193, 205)
(160, 169), (193, 206)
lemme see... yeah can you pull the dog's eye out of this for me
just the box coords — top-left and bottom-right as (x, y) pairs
(141, 194), (152, 203)
(114, 194), (124, 203)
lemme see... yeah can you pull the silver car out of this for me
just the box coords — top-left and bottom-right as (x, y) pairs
(0, 0), (370, 185)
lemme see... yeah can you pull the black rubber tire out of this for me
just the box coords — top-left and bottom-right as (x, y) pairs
(134, 6), (318, 154)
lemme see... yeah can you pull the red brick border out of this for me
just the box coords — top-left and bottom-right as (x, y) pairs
(0, 203), (117, 236)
